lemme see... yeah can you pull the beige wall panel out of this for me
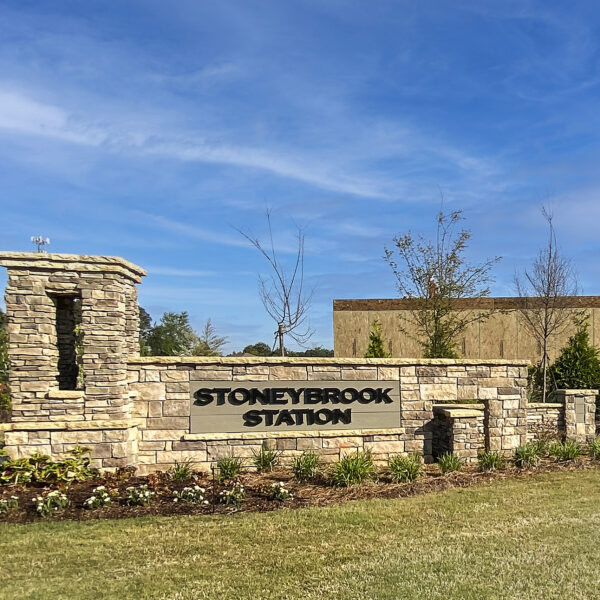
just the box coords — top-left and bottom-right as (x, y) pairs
(334, 301), (600, 362)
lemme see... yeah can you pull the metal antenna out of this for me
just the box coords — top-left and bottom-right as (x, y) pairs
(30, 236), (51, 253)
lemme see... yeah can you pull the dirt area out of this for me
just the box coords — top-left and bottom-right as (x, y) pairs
(1, 458), (598, 524)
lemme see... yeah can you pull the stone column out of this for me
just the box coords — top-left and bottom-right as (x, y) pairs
(0, 252), (146, 468)
(433, 406), (484, 463)
(484, 371), (528, 454)
(557, 389), (597, 443)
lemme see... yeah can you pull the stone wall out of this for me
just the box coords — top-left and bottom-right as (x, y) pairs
(123, 357), (529, 474)
(432, 404), (485, 461)
(527, 403), (564, 442)
(0, 251), (596, 474)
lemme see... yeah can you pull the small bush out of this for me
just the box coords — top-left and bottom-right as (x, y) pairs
(589, 437), (600, 459)
(124, 484), (156, 506)
(291, 451), (320, 481)
(220, 481), (245, 507)
(549, 440), (584, 462)
(437, 452), (463, 473)
(252, 447), (281, 473)
(477, 450), (505, 472)
(216, 456), (244, 482)
(173, 485), (208, 505)
(0, 446), (96, 485)
(35, 490), (68, 517)
(171, 459), (195, 482)
(530, 438), (551, 457)
(83, 486), (115, 509)
(514, 444), (541, 469)
(388, 454), (422, 483)
(0, 495), (18, 515)
(330, 451), (376, 487)
(268, 481), (292, 502)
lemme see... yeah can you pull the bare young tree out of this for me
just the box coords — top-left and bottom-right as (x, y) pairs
(514, 207), (578, 401)
(384, 209), (500, 358)
(238, 211), (313, 356)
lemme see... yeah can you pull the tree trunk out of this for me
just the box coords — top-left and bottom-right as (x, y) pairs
(542, 339), (548, 402)
(278, 323), (285, 357)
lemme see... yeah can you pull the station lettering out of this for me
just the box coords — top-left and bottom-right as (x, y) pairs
(192, 386), (394, 428)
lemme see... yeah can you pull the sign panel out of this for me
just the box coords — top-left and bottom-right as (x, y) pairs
(189, 380), (401, 434)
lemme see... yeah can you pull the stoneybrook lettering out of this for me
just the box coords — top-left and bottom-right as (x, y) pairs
(193, 386), (394, 428)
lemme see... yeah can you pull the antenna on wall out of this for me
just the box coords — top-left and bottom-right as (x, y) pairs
(30, 236), (51, 253)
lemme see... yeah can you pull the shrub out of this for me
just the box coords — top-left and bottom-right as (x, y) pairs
(268, 481), (292, 501)
(549, 314), (600, 392)
(530, 438), (552, 457)
(171, 459), (195, 482)
(173, 485), (208, 505)
(388, 454), (422, 482)
(252, 447), (281, 473)
(0, 446), (96, 485)
(124, 484), (156, 506)
(364, 318), (391, 358)
(35, 490), (68, 517)
(291, 451), (320, 481)
(83, 486), (115, 509)
(0, 495), (18, 515)
(589, 437), (600, 460)
(437, 452), (463, 473)
(514, 444), (541, 469)
(219, 481), (245, 507)
(477, 450), (505, 472)
(216, 456), (244, 482)
(330, 451), (376, 487)
(549, 440), (584, 462)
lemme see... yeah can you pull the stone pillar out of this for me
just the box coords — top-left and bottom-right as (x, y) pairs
(557, 389), (597, 443)
(484, 374), (528, 454)
(0, 252), (146, 468)
(432, 406), (484, 463)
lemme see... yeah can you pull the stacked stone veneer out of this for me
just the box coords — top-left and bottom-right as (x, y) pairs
(0, 251), (596, 472)
(432, 405), (485, 461)
(122, 358), (531, 473)
(0, 252), (145, 468)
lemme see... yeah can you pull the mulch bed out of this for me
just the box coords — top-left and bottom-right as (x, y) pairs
(1, 459), (598, 524)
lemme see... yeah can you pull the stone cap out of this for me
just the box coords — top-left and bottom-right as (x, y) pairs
(128, 356), (530, 366)
(334, 296), (600, 311)
(434, 407), (484, 418)
(554, 389), (599, 395)
(0, 251), (146, 283)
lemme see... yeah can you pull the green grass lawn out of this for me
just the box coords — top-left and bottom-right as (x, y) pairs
(1, 470), (599, 600)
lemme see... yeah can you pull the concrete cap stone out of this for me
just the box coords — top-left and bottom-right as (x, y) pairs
(0, 251), (146, 283)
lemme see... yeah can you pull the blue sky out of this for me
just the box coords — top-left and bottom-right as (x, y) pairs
(1, 1), (600, 352)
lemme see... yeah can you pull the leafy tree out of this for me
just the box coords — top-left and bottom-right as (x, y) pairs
(301, 345), (334, 357)
(384, 209), (500, 358)
(194, 319), (228, 356)
(139, 307), (153, 356)
(514, 207), (578, 401)
(364, 319), (391, 358)
(548, 314), (600, 392)
(145, 312), (199, 356)
(145, 312), (227, 357)
(243, 342), (274, 356)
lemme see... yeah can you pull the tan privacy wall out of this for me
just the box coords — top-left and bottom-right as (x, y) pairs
(333, 297), (600, 362)
(0, 251), (596, 474)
